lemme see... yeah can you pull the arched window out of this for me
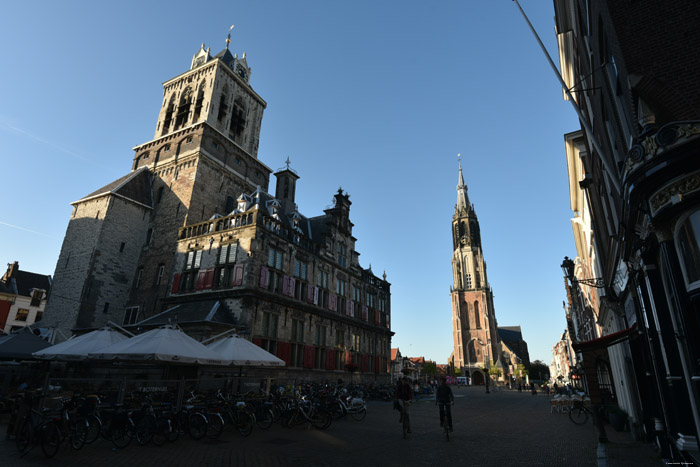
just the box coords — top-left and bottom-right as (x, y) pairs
(217, 86), (229, 122)
(675, 209), (700, 291)
(225, 195), (236, 214)
(192, 81), (206, 121)
(174, 87), (193, 129)
(162, 96), (175, 136)
(229, 97), (246, 141)
(474, 301), (481, 329)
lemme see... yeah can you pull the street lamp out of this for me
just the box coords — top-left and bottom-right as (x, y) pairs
(477, 338), (490, 394)
(561, 256), (605, 288)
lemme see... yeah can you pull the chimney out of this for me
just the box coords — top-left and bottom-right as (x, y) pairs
(2, 261), (18, 282)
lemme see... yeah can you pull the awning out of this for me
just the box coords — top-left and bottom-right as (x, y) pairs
(572, 323), (638, 353)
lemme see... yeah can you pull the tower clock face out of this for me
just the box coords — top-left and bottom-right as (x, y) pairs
(235, 64), (248, 81)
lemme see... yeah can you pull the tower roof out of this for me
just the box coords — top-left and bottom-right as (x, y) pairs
(456, 160), (470, 212)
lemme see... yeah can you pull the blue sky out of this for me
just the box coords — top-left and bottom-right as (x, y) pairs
(0, 1), (579, 364)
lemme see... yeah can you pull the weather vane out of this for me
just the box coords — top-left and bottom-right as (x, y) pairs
(226, 24), (234, 49)
(285, 156), (291, 170)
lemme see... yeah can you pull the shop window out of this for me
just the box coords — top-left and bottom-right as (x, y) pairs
(676, 210), (700, 290)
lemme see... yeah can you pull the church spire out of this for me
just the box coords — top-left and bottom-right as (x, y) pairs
(456, 154), (470, 213)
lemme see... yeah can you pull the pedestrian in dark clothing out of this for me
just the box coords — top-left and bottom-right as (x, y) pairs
(435, 377), (454, 431)
(395, 377), (413, 431)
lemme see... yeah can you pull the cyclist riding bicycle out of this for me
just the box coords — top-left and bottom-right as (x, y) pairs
(395, 376), (413, 433)
(435, 377), (454, 431)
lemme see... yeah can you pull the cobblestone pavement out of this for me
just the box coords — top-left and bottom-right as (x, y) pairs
(1, 387), (606, 466)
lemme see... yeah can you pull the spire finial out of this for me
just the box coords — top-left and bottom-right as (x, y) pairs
(285, 156), (291, 170)
(226, 24), (234, 49)
(457, 153), (461, 167)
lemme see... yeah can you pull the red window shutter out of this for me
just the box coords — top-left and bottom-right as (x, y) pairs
(277, 341), (291, 365)
(345, 300), (351, 316)
(253, 338), (263, 347)
(288, 277), (296, 297)
(307, 285), (315, 303)
(203, 268), (215, 289)
(313, 286), (319, 305)
(232, 264), (244, 285)
(259, 266), (269, 288)
(329, 293), (337, 312)
(171, 273), (181, 294)
(375, 356), (380, 374)
(326, 349), (336, 370)
(303, 345), (315, 369)
(345, 352), (352, 366)
(362, 306), (368, 321)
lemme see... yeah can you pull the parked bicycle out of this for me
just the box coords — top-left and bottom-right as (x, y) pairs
(569, 399), (593, 425)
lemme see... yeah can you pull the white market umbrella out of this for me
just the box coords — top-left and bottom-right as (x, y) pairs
(89, 326), (230, 366)
(207, 334), (285, 367)
(34, 327), (129, 361)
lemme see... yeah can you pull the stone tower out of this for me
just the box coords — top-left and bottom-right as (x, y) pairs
(450, 161), (500, 384)
(43, 36), (272, 336)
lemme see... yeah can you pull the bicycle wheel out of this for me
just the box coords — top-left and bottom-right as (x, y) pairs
(328, 400), (344, 420)
(165, 417), (179, 443)
(206, 413), (224, 439)
(311, 410), (332, 430)
(84, 414), (102, 444)
(152, 417), (169, 446)
(135, 415), (156, 445)
(69, 417), (88, 450)
(188, 412), (207, 440)
(15, 417), (31, 454)
(236, 411), (255, 437)
(40, 421), (62, 459)
(569, 407), (588, 425)
(350, 407), (366, 421)
(255, 408), (274, 430)
(444, 423), (450, 441)
(110, 418), (133, 449)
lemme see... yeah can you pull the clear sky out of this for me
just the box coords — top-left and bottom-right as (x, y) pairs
(0, 1), (579, 365)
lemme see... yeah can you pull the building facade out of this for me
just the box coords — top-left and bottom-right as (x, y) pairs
(450, 162), (500, 385)
(42, 37), (391, 382)
(0, 262), (51, 333)
(554, 0), (700, 461)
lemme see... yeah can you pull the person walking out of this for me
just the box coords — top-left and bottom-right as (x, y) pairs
(395, 376), (413, 432)
(435, 377), (454, 431)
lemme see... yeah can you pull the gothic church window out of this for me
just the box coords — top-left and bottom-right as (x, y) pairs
(229, 97), (246, 141)
(174, 87), (193, 130)
(162, 96), (175, 136)
(217, 86), (229, 122)
(192, 81), (206, 121)
(474, 301), (481, 329)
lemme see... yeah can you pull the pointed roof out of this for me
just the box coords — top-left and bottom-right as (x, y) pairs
(456, 161), (470, 212)
(73, 167), (152, 208)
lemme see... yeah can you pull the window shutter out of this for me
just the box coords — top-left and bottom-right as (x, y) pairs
(171, 273), (181, 294)
(307, 285), (315, 303)
(362, 306), (368, 321)
(349, 301), (354, 318)
(203, 268), (215, 289)
(195, 270), (207, 290)
(253, 338), (263, 347)
(282, 274), (290, 296)
(329, 293), (337, 312)
(232, 264), (244, 285)
(303, 345), (315, 369)
(345, 351), (353, 367)
(313, 286), (319, 305)
(277, 341), (291, 365)
(259, 266), (269, 288)
(326, 349), (336, 370)
(288, 277), (296, 297)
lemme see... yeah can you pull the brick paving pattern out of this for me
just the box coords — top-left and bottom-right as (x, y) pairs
(0, 387), (660, 466)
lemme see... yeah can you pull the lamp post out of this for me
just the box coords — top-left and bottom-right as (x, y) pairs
(477, 337), (490, 394)
(466, 336), (478, 384)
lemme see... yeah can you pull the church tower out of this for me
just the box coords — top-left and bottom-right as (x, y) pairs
(43, 32), (273, 335)
(450, 160), (500, 384)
